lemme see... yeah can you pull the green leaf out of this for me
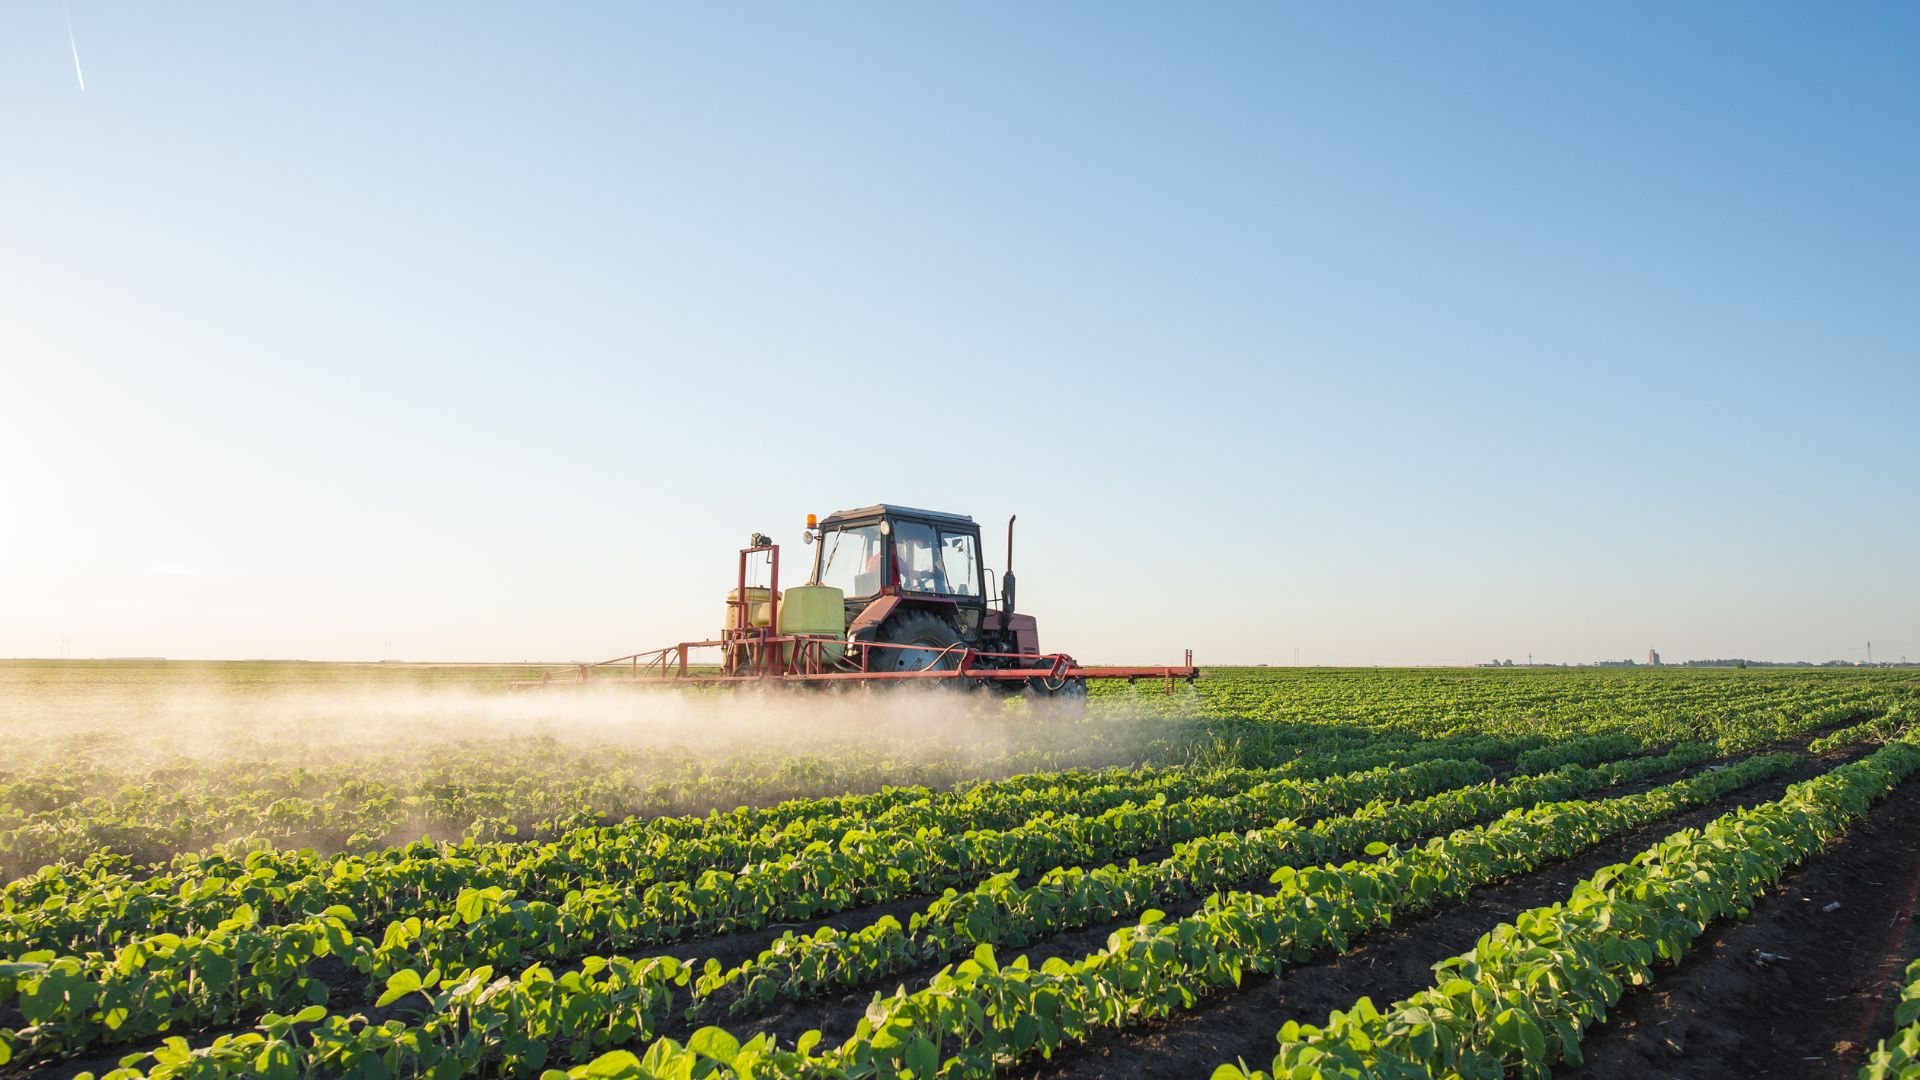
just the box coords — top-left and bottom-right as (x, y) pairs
(255, 1039), (298, 1080)
(905, 1035), (940, 1077)
(688, 1026), (740, 1064)
(455, 888), (487, 925)
(1494, 1008), (1548, 1064)
(972, 943), (999, 973)
(574, 1050), (644, 1077)
(376, 968), (423, 1007)
(1552, 1016), (1585, 1067)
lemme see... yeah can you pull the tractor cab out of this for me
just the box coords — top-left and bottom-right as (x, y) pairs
(809, 504), (987, 625)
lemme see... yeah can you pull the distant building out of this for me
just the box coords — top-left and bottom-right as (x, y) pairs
(1648, 649), (1661, 667)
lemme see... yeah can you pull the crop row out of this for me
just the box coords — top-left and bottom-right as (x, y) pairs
(0, 755), (1495, 1065)
(1212, 737), (1920, 1079)
(1808, 703), (1912, 755)
(1131, 671), (1878, 748)
(72, 745), (1793, 1077)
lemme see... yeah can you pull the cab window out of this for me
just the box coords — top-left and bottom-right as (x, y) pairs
(937, 531), (979, 596)
(817, 524), (884, 597)
(893, 521), (939, 593)
(893, 522), (979, 596)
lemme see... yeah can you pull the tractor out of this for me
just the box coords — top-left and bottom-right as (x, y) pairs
(517, 503), (1197, 702)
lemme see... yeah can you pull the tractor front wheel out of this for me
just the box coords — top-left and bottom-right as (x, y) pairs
(867, 610), (965, 674)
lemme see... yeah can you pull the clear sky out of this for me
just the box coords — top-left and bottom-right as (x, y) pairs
(3, 4), (1916, 666)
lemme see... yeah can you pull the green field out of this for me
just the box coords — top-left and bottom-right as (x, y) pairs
(2, 662), (1917, 1078)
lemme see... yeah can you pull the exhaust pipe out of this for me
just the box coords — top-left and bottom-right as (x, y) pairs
(1002, 515), (1016, 617)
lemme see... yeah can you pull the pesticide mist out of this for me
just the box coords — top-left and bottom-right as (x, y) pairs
(0, 660), (1203, 878)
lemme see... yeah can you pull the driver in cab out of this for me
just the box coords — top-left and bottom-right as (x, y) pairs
(894, 530), (938, 592)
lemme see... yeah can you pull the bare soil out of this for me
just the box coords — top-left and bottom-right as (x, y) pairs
(1559, 774), (1920, 1080)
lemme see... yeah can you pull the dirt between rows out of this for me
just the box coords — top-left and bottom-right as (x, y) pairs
(1560, 773), (1920, 1080)
(1008, 744), (1877, 1080)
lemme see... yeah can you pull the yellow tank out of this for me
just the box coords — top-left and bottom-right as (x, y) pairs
(777, 584), (846, 664)
(724, 587), (774, 630)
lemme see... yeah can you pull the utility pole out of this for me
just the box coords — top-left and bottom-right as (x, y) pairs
(1867, 641), (1873, 665)
(1293, 647), (1301, 667)
(1528, 652), (1533, 666)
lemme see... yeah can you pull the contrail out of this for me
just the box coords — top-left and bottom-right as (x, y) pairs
(63, 0), (85, 90)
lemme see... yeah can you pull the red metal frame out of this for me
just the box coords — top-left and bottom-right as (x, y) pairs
(511, 542), (1199, 692)
(724, 543), (783, 677)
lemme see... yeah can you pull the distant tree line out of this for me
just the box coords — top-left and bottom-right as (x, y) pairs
(1682, 659), (1917, 668)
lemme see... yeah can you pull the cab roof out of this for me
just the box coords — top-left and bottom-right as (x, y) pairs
(820, 504), (977, 530)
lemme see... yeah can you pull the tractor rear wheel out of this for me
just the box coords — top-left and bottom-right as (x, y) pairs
(867, 610), (964, 674)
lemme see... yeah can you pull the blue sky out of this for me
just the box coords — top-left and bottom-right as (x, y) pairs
(2, 4), (1915, 665)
